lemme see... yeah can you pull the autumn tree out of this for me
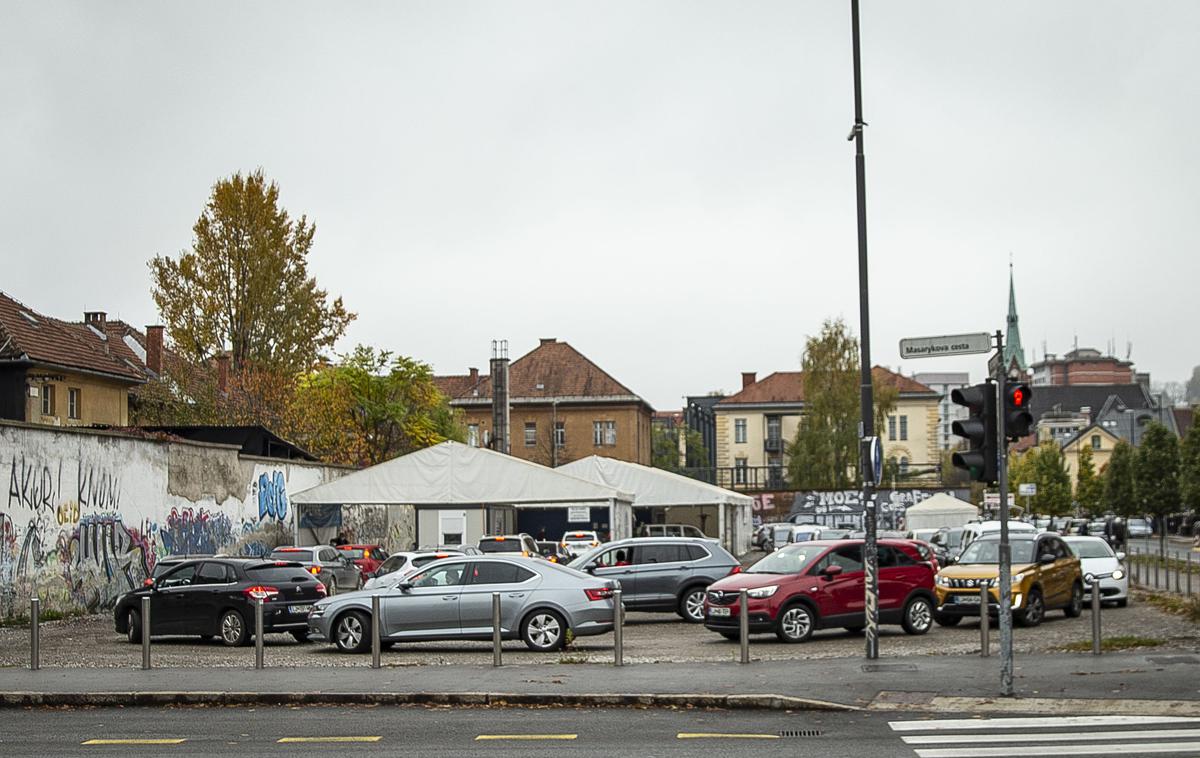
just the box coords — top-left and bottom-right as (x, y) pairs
(786, 318), (897, 489)
(1074, 443), (1104, 517)
(1134, 421), (1180, 557)
(150, 169), (354, 374)
(288, 346), (463, 467)
(1103, 439), (1137, 518)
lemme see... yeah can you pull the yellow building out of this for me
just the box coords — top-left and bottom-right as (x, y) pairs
(1061, 424), (1122, 488)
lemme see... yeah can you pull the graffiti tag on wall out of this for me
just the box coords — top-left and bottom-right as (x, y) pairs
(256, 471), (288, 521)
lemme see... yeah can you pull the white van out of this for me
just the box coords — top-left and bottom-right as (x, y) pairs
(959, 519), (1038, 553)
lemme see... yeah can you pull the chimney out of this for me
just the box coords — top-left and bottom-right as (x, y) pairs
(216, 353), (230, 394)
(469, 367), (479, 383)
(539, 337), (556, 346)
(741, 372), (756, 389)
(84, 311), (107, 330)
(145, 325), (164, 375)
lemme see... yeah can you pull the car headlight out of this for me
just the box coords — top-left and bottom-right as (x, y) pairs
(746, 585), (779, 599)
(308, 605), (326, 618)
(936, 575), (951, 587)
(1111, 569), (1125, 581)
(1012, 571), (1028, 588)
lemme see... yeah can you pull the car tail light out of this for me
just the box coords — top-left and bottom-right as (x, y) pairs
(584, 587), (614, 601)
(308, 566), (322, 575)
(590, 541), (598, 547)
(315, 582), (327, 597)
(142, 578), (154, 587)
(243, 585), (280, 601)
(727, 565), (743, 576)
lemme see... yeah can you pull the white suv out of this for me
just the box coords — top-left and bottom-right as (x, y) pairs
(560, 531), (601, 557)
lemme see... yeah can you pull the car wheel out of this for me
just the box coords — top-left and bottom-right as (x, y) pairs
(291, 630), (310, 644)
(934, 612), (961, 627)
(333, 611), (371, 653)
(521, 609), (567, 652)
(1064, 582), (1083, 618)
(902, 596), (934, 635)
(1115, 598), (1128, 608)
(677, 587), (707, 623)
(219, 609), (249, 646)
(126, 608), (142, 644)
(775, 603), (815, 643)
(326, 577), (338, 597)
(1018, 589), (1044, 627)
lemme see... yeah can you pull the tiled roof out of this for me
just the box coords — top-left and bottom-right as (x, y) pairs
(717, 366), (936, 407)
(1028, 384), (1153, 422)
(436, 339), (647, 406)
(434, 373), (483, 400)
(0, 292), (146, 382)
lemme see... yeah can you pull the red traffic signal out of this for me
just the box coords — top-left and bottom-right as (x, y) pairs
(1004, 383), (1034, 440)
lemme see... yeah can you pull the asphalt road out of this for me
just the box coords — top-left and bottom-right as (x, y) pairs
(6, 705), (1200, 758)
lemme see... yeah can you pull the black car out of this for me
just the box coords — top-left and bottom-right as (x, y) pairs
(535, 541), (572, 564)
(114, 558), (326, 646)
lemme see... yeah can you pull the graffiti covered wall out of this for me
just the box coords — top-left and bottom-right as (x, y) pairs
(0, 422), (345, 619)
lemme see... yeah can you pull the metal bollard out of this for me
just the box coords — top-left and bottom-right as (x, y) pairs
(1176, 557), (1183, 594)
(1091, 577), (1102, 655)
(1155, 555), (1160, 589)
(1188, 553), (1193, 596)
(141, 596), (151, 670)
(492, 592), (502, 667)
(254, 597), (264, 670)
(979, 584), (990, 657)
(613, 589), (623, 667)
(371, 595), (381, 669)
(30, 597), (40, 671)
(738, 589), (749, 664)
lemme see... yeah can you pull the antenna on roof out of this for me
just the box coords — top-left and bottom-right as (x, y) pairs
(1126, 340), (1132, 361)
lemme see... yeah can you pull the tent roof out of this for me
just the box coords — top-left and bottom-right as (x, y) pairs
(904, 492), (978, 514)
(292, 441), (631, 506)
(557, 456), (753, 508)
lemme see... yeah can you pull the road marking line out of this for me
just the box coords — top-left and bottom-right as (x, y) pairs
(889, 715), (1200, 731)
(915, 742), (1200, 757)
(474, 734), (577, 741)
(905, 729), (1200, 745)
(276, 737), (383, 743)
(81, 739), (187, 745)
(676, 732), (781, 740)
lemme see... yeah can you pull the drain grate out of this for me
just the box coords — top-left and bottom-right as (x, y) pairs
(861, 663), (918, 673)
(779, 729), (822, 738)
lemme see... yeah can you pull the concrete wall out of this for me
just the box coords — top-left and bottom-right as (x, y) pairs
(0, 421), (345, 619)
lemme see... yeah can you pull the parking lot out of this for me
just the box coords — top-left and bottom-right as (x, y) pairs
(2, 592), (1195, 669)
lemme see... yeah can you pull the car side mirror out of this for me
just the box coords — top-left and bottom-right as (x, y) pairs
(585, 565), (596, 574)
(1116, 551), (1126, 561)
(1039, 553), (1056, 565)
(397, 582), (413, 593)
(821, 564), (844, 579)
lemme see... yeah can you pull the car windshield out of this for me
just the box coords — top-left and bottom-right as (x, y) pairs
(747, 544), (828, 574)
(1067, 540), (1115, 559)
(941, 529), (963, 548)
(270, 548), (313, 562)
(339, 549), (367, 559)
(478, 540), (521, 553)
(958, 539), (1036, 564)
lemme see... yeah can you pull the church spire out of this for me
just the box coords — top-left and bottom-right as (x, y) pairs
(1003, 263), (1028, 373)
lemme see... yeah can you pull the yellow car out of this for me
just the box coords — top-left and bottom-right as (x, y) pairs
(934, 532), (1083, 627)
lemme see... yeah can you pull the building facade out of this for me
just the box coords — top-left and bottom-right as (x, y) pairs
(1030, 347), (1136, 386)
(913, 371), (971, 451)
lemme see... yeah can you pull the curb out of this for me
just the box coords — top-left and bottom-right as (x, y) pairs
(870, 691), (1200, 717)
(0, 690), (861, 712)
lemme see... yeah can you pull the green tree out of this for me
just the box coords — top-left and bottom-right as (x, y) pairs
(1010, 442), (1072, 517)
(1134, 422), (1180, 555)
(652, 426), (709, 476)
(786, 318), (896, 489)
(288, 346), (463, 467)
(1074, 443), (1104, 517)
(1180, 423), (1200, 517)
(1103, 440), (1137, 518)
(150, 169), (355, 374)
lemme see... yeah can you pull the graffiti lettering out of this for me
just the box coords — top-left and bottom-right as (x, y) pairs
(63, 514), (153, 611)
(7, 456), (61, 515)
(77, 461), (121, 512)
(257, 471), (288, 521)
(159, 507), (234, 556)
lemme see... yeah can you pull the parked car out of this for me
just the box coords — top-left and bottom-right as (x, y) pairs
(308, 555), (616, 653)
(536, 541), (573, 563)
(638, 523), (708, 539)
(769, 523), (822, 551)
(560, 530), (602, 557)
(957, 520), (1038, 554)
(148, 554), (214, 581)
(477, 534), (541, 557)
(906, 528), (940, 543)
(362, 550), (466, 590)
(1124, 517), (1153, 538)
(702, 539), (936, 643)
(934, 532), (1083, 627)
(335, 544), (390, 580)
(114, 558), (325, 645)
(1064, 536), (1128, 607)
(568, 537), (742, 622)
(269, 545), (363, 595)
(929, 527), (965, 565)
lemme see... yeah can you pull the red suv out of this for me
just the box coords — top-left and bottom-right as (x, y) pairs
(703, 539), (936, 643)
(336, 544), (389, 581)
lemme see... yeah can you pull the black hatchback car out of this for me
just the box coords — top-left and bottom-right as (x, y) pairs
(114, 558), (326, 646)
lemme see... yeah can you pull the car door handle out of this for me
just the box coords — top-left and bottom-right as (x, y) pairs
(442, 595), (456, 600)
(507, 593), (525, 599)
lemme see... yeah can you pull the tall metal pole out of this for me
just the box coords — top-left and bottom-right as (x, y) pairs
(994, 331), (1014, 696)
(849, 0), (879, 660)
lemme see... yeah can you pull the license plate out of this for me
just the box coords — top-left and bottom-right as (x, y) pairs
(709, 607), (731, 617)
(288, 604), (312, 614)
(955, 595), (981, 605)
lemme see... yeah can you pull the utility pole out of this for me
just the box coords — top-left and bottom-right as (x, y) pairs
(993, 330), (1014, 696)
(848, 0), (879, 659)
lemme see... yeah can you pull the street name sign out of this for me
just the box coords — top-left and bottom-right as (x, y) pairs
(1018, 483), (1037, 496)
(900, 332), (992, 359)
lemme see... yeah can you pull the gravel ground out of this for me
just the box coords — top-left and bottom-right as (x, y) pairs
(1, 591), (1195, 669)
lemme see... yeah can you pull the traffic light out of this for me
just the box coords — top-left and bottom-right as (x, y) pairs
(950, 382), (998, 484)
(1004, 382), (1034, 440)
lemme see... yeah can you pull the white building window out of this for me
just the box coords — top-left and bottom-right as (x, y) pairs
(900, 415), (908, 441)
(68, 388), (81, 420)
(468, 424), (479, 447)
(554, 421), (566, 448)
(734, 418), (747, 444)
(524, 422), (536, 447)
(593, 421), (616, 446)
(734, 457), (748, 485)
(41, 384), (55, 416)
(887, 415), (896, 441)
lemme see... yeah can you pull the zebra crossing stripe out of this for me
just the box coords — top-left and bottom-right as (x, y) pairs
(904, 728), (1200, 745)
(914, 742), (1200, 757)
(889, 715), (1200, 732)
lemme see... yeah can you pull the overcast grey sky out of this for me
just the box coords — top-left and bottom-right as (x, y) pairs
(3, 1), (1197, 410)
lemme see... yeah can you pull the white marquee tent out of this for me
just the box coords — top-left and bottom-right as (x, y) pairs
(903, 492), (979, 531)
(557, 456), (755, 555)
(292, 441), (634, 547)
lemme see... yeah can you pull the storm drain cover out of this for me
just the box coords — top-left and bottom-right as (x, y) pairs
(779, 729), (822, 738)
(1148, 656), (1200, 665)
(861, 663), (918, 673)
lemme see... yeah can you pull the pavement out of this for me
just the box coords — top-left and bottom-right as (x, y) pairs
(4, 649), (1200, 714)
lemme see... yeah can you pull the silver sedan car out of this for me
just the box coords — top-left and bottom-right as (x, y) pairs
(307, 555), (617, 653)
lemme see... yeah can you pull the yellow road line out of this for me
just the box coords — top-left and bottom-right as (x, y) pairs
(475, 734), (578, 741)
(277, 737), (383, 743)
(677, 732), (781, 740)
(82, 739), (187, 745)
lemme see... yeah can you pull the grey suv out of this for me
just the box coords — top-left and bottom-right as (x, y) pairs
(269, 545), (362, 595)
(568, 537), (740, 622)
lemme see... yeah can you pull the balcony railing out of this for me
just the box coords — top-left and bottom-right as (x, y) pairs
(679, 465), (789, 492)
